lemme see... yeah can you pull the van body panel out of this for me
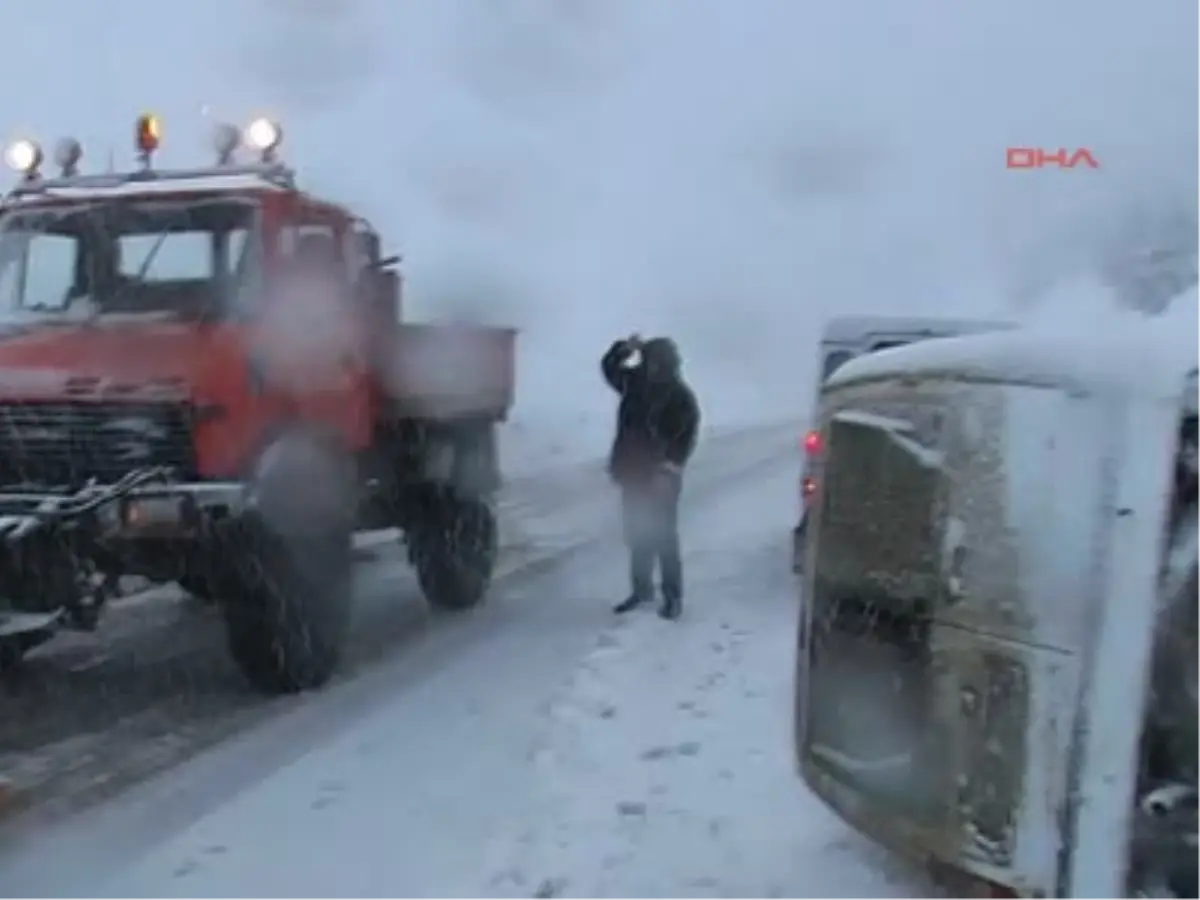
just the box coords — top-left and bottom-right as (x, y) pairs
(795, 318), (1196, 896)
(798, 376), (1107, 895)
(794, 315), (1014, 572)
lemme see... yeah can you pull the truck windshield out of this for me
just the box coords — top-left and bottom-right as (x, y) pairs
(0, 197), (260, 322)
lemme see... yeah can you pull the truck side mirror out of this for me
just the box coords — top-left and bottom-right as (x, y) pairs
(374, 269), (399, 322)
(355, 230), (381, 266)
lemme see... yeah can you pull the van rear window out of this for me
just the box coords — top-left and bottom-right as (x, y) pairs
(822, 340), (912, 381)
(822, 350), (855, 380)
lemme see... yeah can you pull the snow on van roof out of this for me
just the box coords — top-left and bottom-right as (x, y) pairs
(820, 314), (1013, 344)
(826, 288), (1198, 401)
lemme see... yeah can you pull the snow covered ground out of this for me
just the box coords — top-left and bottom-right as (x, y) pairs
(0, 456), (928, 899)
(501, 411), (611, 480)
(471, 465), (927, 899)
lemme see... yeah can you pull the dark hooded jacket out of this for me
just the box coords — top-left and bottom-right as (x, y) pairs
(601, 337), (701, 486)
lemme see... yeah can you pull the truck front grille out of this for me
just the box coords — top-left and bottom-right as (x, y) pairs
(0, 402), (196, 489)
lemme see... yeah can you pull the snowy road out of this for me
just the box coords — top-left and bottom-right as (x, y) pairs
(0, 427), (930, 898)
(0, 423), (785, 831)
(475, 467), (925, 899)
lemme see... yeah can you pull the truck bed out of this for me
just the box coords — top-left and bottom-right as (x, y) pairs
(377, 323), (517, 420)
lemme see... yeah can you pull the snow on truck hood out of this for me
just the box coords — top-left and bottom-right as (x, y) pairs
(0, 317), (212, 401)
(826, 287), (1199, 403)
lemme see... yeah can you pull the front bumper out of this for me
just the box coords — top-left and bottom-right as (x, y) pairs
(0, 474), (246, 542)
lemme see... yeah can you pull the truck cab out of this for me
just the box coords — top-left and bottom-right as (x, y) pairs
(0, 139), (404, 484)
(0, 117), (516, 692)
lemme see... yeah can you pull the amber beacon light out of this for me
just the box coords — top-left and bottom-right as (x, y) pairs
(135, 113), (161, 166)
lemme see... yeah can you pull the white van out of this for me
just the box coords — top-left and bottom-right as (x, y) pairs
(793, 315), (1012, 571)
(793, 303), (1198, 897)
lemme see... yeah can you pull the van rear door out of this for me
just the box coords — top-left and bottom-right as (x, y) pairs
(798, 376), (1120, 897)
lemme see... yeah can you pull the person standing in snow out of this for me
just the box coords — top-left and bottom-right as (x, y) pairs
(601, 334), (701, 620)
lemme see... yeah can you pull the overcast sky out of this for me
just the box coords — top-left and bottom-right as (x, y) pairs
(1, 0), (1195, 423)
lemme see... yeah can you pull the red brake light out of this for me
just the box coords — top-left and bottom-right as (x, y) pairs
(803, 430), (822, 455)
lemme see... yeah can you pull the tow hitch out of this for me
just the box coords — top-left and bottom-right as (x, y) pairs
(0, 467), (174, 664)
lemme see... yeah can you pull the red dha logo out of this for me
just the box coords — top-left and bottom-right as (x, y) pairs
(1007, 147), (1100, 170)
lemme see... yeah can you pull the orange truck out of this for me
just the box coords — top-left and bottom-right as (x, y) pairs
(0, 116), (516, 692)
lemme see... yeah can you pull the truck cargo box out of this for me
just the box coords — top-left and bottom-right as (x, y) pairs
(381, 322), (516, 420)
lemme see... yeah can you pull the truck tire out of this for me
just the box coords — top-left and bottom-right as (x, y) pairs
(412, 495), (497, 611)
(224, 524), (352, 693)
(222, 433), (355, 693)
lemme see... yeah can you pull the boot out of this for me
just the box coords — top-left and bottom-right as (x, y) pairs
(658, 594), (682, 621)
(617, 545), (654, 615)
(614, 594), (649, 614)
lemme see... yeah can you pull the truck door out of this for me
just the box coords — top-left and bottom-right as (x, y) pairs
(346, 220), (400, 379)
(260, 200), (371, 449)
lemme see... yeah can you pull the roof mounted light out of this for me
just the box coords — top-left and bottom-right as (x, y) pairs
(244, 117), (282, 162)
(53, 137), (83, 176)
(4, 139), (43, 179)
(135, 113), (161, 168)
(212, 122), (240, 165)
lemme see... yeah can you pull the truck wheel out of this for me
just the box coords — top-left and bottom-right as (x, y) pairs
(223, 433), (355, 693)
(413, 495), (497, 611)
(224, 525), (352, 693)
